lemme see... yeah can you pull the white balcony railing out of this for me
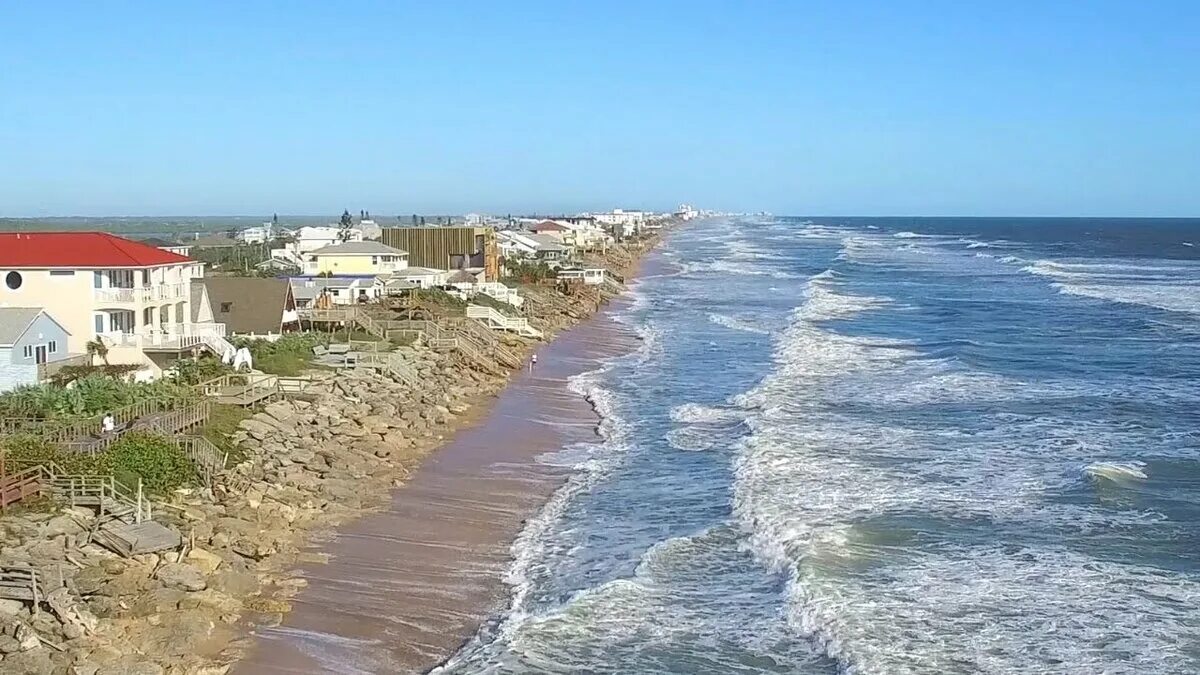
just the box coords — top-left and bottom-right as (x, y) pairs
(94, 283), (188, 304)
(99, 323), (228, 351)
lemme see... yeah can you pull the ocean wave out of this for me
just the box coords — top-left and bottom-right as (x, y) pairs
(664, 426), (724, 451)
(1085, 461), (1148, 483)
(669, 402), (746, 425)
(729, 260), (1200, 673)
(708, 312), (771, 335)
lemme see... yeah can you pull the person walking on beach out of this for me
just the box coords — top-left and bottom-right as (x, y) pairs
(101, 412), (115, 435)
(530, 353), (538, 373)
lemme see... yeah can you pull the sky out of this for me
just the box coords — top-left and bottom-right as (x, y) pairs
(1, 1), (1197, 217)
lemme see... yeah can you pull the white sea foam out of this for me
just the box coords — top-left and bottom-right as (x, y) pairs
(729, 268), (1200, 674)
(708, 312), (771, 335)
(670, 402), (745, 425)
(1021, 259), (1200, 314)
(1085, 461), (1149, 483)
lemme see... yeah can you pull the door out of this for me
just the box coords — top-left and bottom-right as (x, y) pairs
(34, 345), (47, 365)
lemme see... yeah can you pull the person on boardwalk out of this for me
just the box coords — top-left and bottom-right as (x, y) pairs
(102, 412), (115, 435)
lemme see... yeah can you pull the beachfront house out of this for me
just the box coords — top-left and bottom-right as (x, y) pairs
(557, 267), (608, 285)
(0, 307), (85, 392)
(290, 277), (375, 307)
(202, 277), (300, 338)
(302, 241), (409, 276)
(389, 266), (449, 289)
(0, 232), (228, 379)
(530, 234), (570, 266)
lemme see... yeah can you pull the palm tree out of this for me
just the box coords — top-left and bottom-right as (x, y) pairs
(86, 338), (110, 366)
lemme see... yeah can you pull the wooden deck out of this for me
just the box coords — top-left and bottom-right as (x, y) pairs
(94, 520), (181, 557)
(195, 374), (282, 407)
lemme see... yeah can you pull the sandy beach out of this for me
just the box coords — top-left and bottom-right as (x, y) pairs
(232, 295), (643, 673)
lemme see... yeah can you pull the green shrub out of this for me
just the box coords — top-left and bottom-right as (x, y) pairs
(230, 332), (331, 376)
(169, 357), (232, 385)
(1, 435), (103, 474)
(0, 375), (193, 420)
(201, 404), (250, 466)
(105, 432), (196, 494)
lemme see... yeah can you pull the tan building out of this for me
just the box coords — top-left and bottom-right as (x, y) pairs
(381, 226), (498, 280)
(0, 232), (229, 378)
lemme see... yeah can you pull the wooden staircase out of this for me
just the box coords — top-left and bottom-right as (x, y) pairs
(466, 304), (543, 339)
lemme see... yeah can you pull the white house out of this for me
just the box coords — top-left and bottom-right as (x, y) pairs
(389, 266), (449, 289)
(497, 230), (543, 257)
(290, 277), (375, 307)
(593, 209), (646, 229)
(236, 223), (277, 244)
(557, 267), (607, 285)
(270, 225), (365, 267)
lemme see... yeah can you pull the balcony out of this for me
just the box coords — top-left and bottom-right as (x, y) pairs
(94, 282), (189, 304)
(98, 323), (229, 352)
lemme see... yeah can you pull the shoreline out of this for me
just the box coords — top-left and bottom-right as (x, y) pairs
(233, 291), (644, 674)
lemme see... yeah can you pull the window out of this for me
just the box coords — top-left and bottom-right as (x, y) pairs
(330, 290), (340, 296)
(50, 270), (74, 277)
(220, 302), (233, 312)
(23, 345), (32, 358)
(5, 271), (22, 290)
(371, 256), (378, 265)
(48, 341), (57, 354)
(94, 315), (105, 333)
(94, 271), (103, 289)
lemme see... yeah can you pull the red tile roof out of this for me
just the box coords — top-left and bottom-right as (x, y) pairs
(532, 220), (567, 231)
(0, 232), (194, 268)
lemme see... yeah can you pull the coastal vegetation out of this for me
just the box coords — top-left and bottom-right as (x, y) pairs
(1, 431), (196, 495)
(0, 375), (192, 420)
(231, 332), (330, 376)
(503, 260), (558, 283)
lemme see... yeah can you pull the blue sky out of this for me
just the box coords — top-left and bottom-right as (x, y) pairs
(1, 1), (1197, 217)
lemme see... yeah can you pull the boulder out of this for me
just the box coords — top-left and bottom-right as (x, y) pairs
(262, 402), (295, 423)
(185, 548), (223, 576)
(98, 662), (164, 675)
(42, 515), (83, 538)
(155, 563), (207, 592)
(0, 648), (55, 674)
(237, 419), (274, 441)
(0, 598), (26, 617)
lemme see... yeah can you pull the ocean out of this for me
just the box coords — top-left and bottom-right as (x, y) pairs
(436, 217), (1200, 674)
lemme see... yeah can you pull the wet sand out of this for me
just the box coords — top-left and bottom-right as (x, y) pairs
(234, 300), (641, 674)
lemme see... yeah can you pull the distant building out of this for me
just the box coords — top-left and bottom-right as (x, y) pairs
(381, 226), (499, 280)
(236, 224), (275, 244)
(301, 241), (409, 276)
(190, 234), (239, 249)
(139, 237), (194, 257)
(464, 213), (485, 226)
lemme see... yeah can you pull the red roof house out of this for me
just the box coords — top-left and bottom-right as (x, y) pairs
(0, 232), (193, 268)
